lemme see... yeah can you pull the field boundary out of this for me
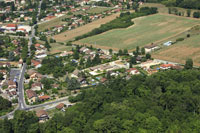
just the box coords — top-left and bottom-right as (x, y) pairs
(75, 13), (200, 52)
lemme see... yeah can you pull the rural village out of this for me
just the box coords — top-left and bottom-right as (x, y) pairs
(0, 0), (200, 131)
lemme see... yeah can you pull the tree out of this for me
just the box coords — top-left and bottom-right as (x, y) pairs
(127, 3), (130, 9)
(109, 49), (113, 55)
(13, 110), (38, 133)
(168, 8), (172, 14)
(146, 53), (151, 59)
(130, 56), (137, 64)
(8, 51), (14, 61)
(187, 9), (191, 17)
(118, 49), (123, 56)
(193, 12), (200, 18)
(123, 49), (128, 55)
(132, 2), (139, 12)
(67, 78), (80, 90)
(0, 73), (4, 80)
(185, 59), (193, 69)
(141, 47), (145, 55)
(136, 46), (140, 55)
(45, 41), (51, 51)
(73, 51), (79, 60)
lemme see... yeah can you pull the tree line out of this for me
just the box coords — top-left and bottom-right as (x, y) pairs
(75, 7), (158, 40)
(146, 0), (200, 9)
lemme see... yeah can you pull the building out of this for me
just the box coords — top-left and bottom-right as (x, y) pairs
(160, 64), (174, 70)
(163, 41), (172, 46)
(144, 44), (159, 53)
(56, 103), (65, 110)
(26, 89), (37, 104)
(36, 110), (49, 122)
(31, 82), (43, 91)
(31, 60), (42, 68)
(39, 95), (50, 101)
(126, 68), (140, 75)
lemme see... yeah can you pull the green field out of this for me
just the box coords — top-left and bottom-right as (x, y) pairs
(153, 33), (200, 66)
(78, 14), (200, 50)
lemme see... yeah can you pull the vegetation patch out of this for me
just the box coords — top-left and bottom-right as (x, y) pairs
(78, 14), (200, 50)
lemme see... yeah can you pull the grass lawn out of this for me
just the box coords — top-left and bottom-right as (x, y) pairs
(48, 43), (73, 54)
(77, 14), (200, 50)
(152, 33), (200, 66)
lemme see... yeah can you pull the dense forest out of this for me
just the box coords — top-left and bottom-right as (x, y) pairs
(146, 0), (200, 9)
(1, 69), (200, 132)
(0, 96), (11, 111)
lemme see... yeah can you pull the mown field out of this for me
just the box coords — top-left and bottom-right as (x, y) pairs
(53, 12), (120, 42)
(153, 34), (200, 66)
(77, 14), (200, 50)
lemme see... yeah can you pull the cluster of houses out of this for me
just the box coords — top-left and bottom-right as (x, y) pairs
(0, 24), (31, 35)
(0, 62), (18, 101)
(40, 6), (121, 36)
(34, 43), (47, 59)
(25, 69), (52, 104)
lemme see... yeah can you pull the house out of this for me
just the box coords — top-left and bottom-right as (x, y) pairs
(160, 64), (174, 70)
(78, 77), (87, 85)
(0, 62), (10, 67)
(56, 103), (65, 110)
(100, 78), (107, 83)
(163, 41), (172, 46)
(79, 47), (89, 53)
(39, 95), (50, 101)
(144, 44), (159, 53)
(60, 51), (74, 57)
(26, 89), (38, 104)
(35, 53), (47, 59)
(36, 110), (49, 122)
(127, 68), (140, 75)
(31, 60), (42, 68)
(29, 72), (43, 82)
(8, 80), (17, 90)
(100, 55), (112, 60)
(52, 84), (59, 89)
(6, 24), (17, 31)
(31, 82), (43, 91)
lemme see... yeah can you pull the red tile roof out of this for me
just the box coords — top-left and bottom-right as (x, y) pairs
(160, 64), (174, 68)
(39, 95), (50, 101)
(36, 110), (48, 117)
(56, 103), (65, 109)
(7, 24), (17, 27)
(26, 89), (37, 99)
(31, 60), (41, 66)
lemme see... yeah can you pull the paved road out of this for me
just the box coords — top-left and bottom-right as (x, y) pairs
(18, 63), (27, 110)
(0, 0), (80, 119)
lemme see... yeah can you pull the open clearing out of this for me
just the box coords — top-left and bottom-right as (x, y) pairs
(53, 13), (120, 42)
(48, 43), (73, 54)
(153, 34), (200, 66)
(77, 14), (200, 50)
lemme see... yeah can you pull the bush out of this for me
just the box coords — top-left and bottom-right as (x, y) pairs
(176, 38), (184, 42)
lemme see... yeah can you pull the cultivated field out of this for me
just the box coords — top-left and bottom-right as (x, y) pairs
(153, 34), (200, 66)
(86, 6), (113, 14)
(77, 14), (200, 50)
(53, 13), (120, 42)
